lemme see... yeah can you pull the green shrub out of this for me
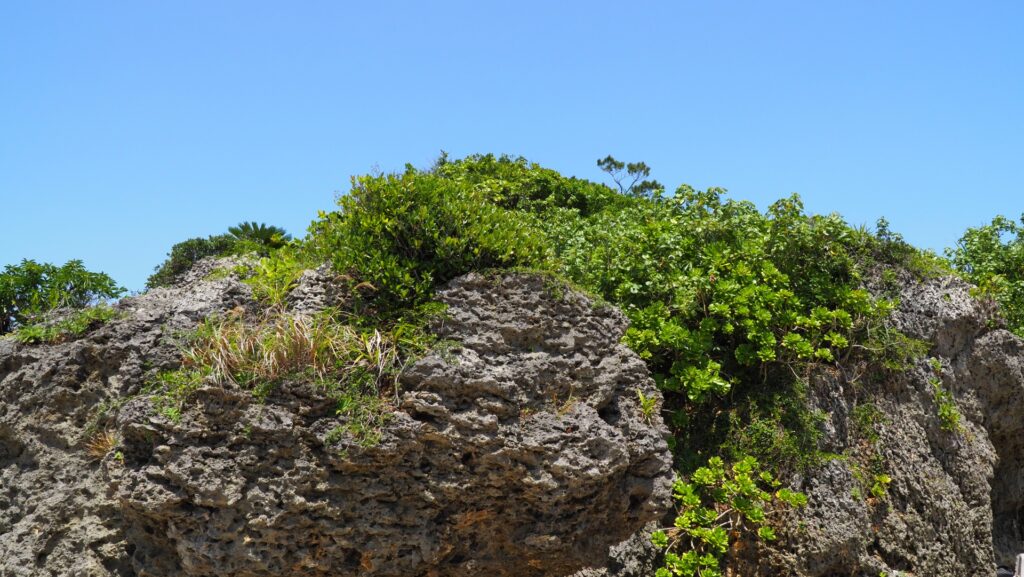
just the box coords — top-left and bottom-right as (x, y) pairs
(0, 259), (123, 335)
(651, 456), (806, 577)
(11, 303), (121, 344)
(147, 234), (238, 288)
(947, 215), (1024, 336)
(547, 189), (892, 406)
(306, 166), (552, 320)
(147, 222), (292, 289)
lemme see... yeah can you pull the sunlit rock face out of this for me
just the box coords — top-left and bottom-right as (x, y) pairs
(0, 262), (673, 577)
(594, 276), (1024, 577)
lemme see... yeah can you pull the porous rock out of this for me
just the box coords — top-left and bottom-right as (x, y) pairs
(113, 272), (673, 577)
(0, 270), (253, 576)
(285, 264), (347, 314)
(0, 265), (673, 577)
(724, 276), (1024, 576)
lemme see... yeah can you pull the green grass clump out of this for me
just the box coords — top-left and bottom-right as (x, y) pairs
(151, 306), (435, 444)
(11, 303), (121, 344)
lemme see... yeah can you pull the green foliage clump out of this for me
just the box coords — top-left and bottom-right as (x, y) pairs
(228, 221), (291, 248)
(947, 214), (1024, 335)
(306, 165), (552, 319)
(12, 303), (121, 344)
(651, 456), (806, 577)
(0, 259), (123, 335)
(720, 381), (829, 474)
(243, 245), (312, 307)
(163, 154), (943, 571)
(534, 178), (897, 416)
(147, 222), (291, 289)
(147, 235), (237, 289)
(850, 218), (952, 281)
(926, 357), (963, 433)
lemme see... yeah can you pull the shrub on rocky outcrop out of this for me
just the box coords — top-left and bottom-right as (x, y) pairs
(0, 258), (123, 335)
(4, 153), (1013, 577)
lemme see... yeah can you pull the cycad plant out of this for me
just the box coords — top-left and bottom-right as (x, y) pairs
(228, 222), (292, 249)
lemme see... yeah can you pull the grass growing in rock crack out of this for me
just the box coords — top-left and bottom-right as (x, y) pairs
(152, 306), (435, 446)
(84, 430), (118, 461)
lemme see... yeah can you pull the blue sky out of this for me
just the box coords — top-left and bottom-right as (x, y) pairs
(2, 1), (1022, 291)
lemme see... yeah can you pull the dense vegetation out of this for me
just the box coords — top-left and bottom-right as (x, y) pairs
(0, 259), (123, 335)
(137, 153), (996, 575)
(948, 215), (1024, 336)
(8, 153), (1019, 576)
(148, 154), (953, 575)
(146, 222), (291, 288)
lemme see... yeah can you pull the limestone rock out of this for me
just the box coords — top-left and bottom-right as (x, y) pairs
(0, 265), (672, 577)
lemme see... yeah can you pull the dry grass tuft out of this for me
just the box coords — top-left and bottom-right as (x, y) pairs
(85, 430), (118, 460)
(181, 310), (401, 390)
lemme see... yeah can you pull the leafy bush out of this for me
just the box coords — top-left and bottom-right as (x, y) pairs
(0, 259), (123, 335)
(306, 166), (552, 319)
(548, 189), (891, 406)
(147, 222), (292, 289)
(651, 456), (806, 577)
(147, 234), (238, 288)
(947, 215), (1024, 335)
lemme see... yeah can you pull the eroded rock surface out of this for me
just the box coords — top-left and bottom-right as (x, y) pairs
(0, 269), (253, 576)
(723, 277), (1024, 576)
(597, 276), (1024, 577)
(114, 272), (673, 577)
(0, 266), (672, 577)
(8, 260), (1024, 577)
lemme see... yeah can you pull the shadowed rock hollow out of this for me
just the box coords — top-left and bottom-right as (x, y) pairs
(0, 264), (673, 577)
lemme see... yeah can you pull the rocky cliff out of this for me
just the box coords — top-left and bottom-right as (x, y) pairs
(0, 264), (672, 577)
(591, 275), (1024, 577)
(2, 262), (1024, 576)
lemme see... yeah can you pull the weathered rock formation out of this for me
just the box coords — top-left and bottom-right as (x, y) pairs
(0, 265), (253, 576)
(0, 264), (673, 576)
(5, 256), (1024, 577)
(595, 275), (1024, 577)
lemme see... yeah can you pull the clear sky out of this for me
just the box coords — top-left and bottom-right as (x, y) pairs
(2, 1), (1022, 291)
